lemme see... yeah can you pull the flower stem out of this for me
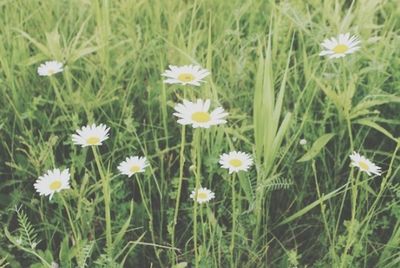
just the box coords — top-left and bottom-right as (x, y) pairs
(60, 194), (78, 245)
(229, 173), (236, 267)
(193, 129), (201, 268)
(92, 147), (112, 252)
(171, 124), (186, 252)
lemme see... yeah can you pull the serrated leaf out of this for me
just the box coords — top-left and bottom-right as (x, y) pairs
(59, 236), (71, 268)
(297, 133), (335, 162)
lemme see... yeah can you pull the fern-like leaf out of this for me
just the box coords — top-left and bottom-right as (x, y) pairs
(15, 206), (39, 249)
(77, 240), (94, 268)
(257, 177), (293, 192)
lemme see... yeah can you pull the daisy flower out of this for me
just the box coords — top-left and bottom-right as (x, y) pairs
(72, 123), (110, 147)
(118, 156), (149, 177)
(34, 168), (70, 200)
(162, 65), (210, 86)
(37, 61), (64, 76)
(190, 187), (215, 204)
(219, 151), (253, 174)
(173, 99), (228, 128)
(319, 33), (360, 59)
(349, 152), (381, 176)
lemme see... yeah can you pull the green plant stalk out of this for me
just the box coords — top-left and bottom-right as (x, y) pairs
(49, 77), (68, 115)
(60, 194), (79, 244)
(134, 174), (164, 267)
(229, 173), (237, 267)
(339, 117), (357, 268)
(135, 175), (152, 220)
(363, 143), (400, 264)
(193, 129), (201, 268)
(200, 204), (206, 248)
(92, 147), (112, 252)
(171, 124), (186, 252)
(312, 161), (338, 264)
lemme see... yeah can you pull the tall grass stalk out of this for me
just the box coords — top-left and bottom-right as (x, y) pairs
(91, 147), (112, 252)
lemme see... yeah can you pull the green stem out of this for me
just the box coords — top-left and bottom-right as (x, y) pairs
(171, 124), (186, 253)
(312, 161), (337, 264)
(193, 129), (201, 268)
(50, 77), (68, 114)
(92, 147), (112, 251)
(134, 174), (164, 267)
(135, 175), (152, 220)
(339, 118), (357, 268)
(60, 194), (78, 244)
(229, 173), (236, 267)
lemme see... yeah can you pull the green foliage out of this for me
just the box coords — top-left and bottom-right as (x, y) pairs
(0, 0), (399, 267)
(0, 256), (9, 268)
(297, 133), (335, 162)
(15, 207), (39, 250)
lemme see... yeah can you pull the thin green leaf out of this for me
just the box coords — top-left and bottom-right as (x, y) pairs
(297, 133), (335, 162)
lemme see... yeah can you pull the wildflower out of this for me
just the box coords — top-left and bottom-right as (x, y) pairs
(190, 187), (215, 204)
(118, 156), (149, 177)
(34, 169), (70, 200)
(72, 124), (110, 147)
(162, 65), (210, 86)
(37, 61), (64, 76)
(219, 151), (253, 174)
(349, 152), (381, 176)
(173, 99), (228, 128)
(319, 33), (360, 59)
(299, 139), (307, 145)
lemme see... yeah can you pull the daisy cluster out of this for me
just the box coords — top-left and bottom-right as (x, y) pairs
(34, 31), (382, 204)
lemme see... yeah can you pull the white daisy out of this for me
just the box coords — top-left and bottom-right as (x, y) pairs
(162, 65), (210, 86)
(219, 151), (253, 174)
(72, 123), (110, 147)
(37, 61), (64, 76)
(319, 33), (360, 59)
(349, 152), (381, 176)
(118, 156), (149, 177)
(173, 99), (228, 128)
(190, 187), (215, 204)
(34, 168), (70, 200)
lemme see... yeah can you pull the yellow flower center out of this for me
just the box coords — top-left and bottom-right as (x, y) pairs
(47, 68), (55, 75)
(333, 44), (349, 54)
(178, 73), (195, 82)
(86, 136), (100, 145)
(229, 159), (243, 167)
(197, 192), (208, 200)
(358, 161), (369, 171)
(49, 180), (62, 191)
(191, 112), (211, 123)
(130, 165), (141, 173)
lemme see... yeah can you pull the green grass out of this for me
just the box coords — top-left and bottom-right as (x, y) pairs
(1, 0), (400, 267)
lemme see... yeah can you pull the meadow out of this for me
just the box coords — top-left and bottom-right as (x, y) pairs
(0, 0), (400, 267)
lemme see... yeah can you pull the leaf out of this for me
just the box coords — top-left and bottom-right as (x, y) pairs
(237, 173), (254, 204)
(297, 133), (335, 162)
(355, 118), (397, 142)
(277, 183), (348, 226)
(114, 201), (134, 248)
(59, 236), (71, 268)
